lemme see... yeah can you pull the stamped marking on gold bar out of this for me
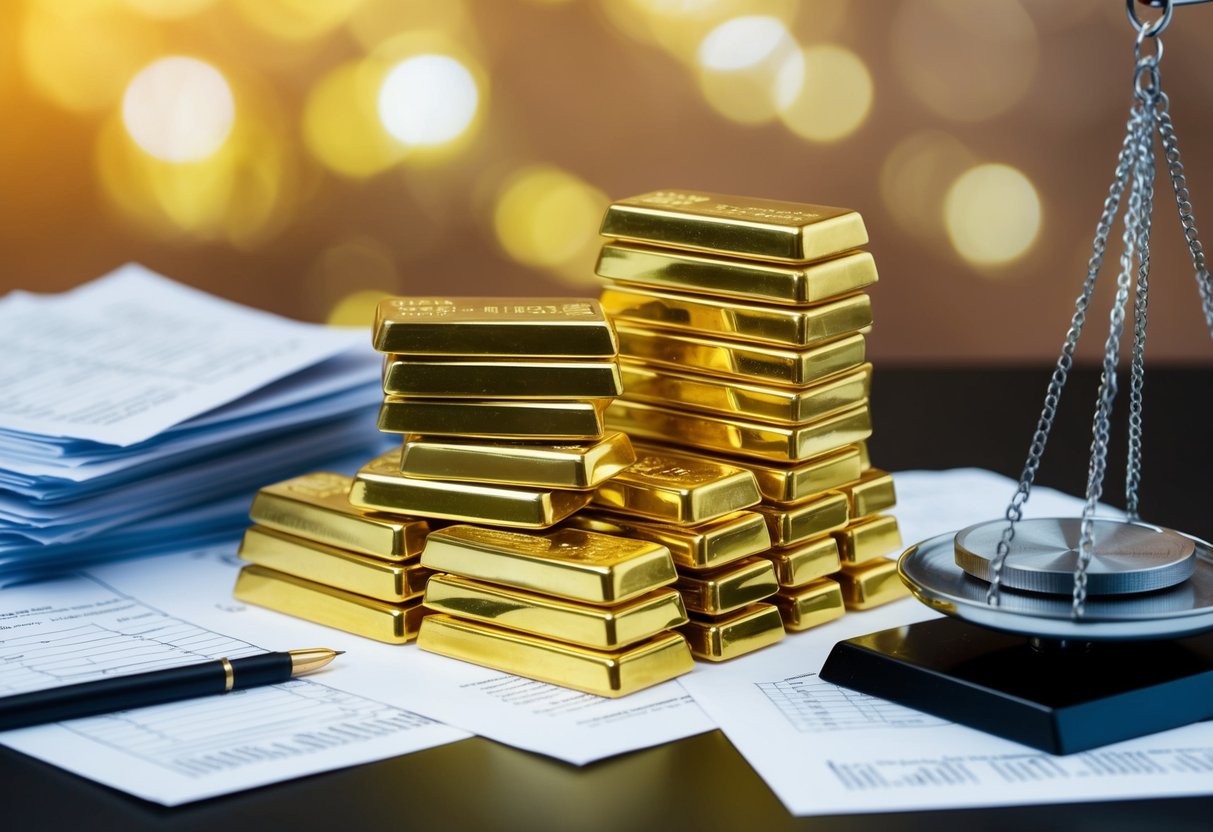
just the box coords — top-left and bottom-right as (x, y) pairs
(754, 492), (850, 547)
(591, 448), (760, 525)
(379, 397), (609, 440)
(837, 558), (910, 610)
(678, 603), (786, 662)
(762, 535), (842, 587)
(837, 469), (897, 517)
(674, 557), (779, 615)
(833, 514), (902, 564)
(774, 578), (845, 631)
(382, 358), (623, 399)
(567, 510), (771, 571)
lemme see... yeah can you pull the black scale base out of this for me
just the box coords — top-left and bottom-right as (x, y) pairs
(819, 617), (1213, 754)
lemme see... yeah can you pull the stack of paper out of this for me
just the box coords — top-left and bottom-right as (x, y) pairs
(0, 264), (390, 584)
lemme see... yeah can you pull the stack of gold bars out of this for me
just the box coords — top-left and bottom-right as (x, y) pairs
(593, 190), (908, 635)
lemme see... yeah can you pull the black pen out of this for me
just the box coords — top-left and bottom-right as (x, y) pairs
(0, 648), (342, 732)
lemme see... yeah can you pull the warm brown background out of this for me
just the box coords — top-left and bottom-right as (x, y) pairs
(3, 0), (1212, 365)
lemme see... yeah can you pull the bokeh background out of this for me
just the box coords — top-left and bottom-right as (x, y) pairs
(3, 0), (1212, 365)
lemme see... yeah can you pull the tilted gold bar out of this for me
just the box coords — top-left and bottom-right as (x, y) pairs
(596, 242), (878, 305)
(424, 574), (687, 649)
(238, 526), (431, 602)
(837, 558), (910, 610)
(774, 578), (845, 631)
(600, 285), (872, 347)
(619, 361), (870, 426)
(606, 399), (872, 463)
(373, 297), (617, 356)
(379, 397), (609, 440)
(679, 603), (785, 662)
(566, 510), (771, 571)
(837, 469), (897, 516)
(249, 472), (429, 560)
(351, 451), (591, 528)
(400, 432), (635, 490)
(234, 565), (427, 644)
(834, 514), (902, 564)
(754, 492), (850, 547)
(720, 446), (864, 504)
(674, 557), (779, 615)
(420, 525), (677, 604)
(616, 325), (865, 387)
(417, 614), (693, 697)
(382, 357), (623, 399)
(599, 190), (868, 263)
(591, 447), (760, 525)
(762, 535), (842, 587)
(856, 440), (871, 470)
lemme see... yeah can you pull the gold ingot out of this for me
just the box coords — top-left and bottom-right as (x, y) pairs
(238, 526), (431, 603)
(400, 432), (635, 490)
(420, 525), (677, 604)
(675, 557), (779, 615)
(619, 361), (870, 426)
(834, 515), (903, 564)
(838, 469), (897, 516)
(837, 558), (910, 610)
(382, 357), (623, 399)
(596, 242), (877, 305)
(600, 285), (872, 347)
(599, 190), (867, 263)
(616, 325), (865, 387)
(379, 397), (609, 440)
(417, 614), (694, 698)
(373, 297), (617, 356)
(774, 579), (845, 632)
(857, 440), (871, 470)
(733, 447), (864, 504)
(606, 399), (871, 463)
(591, 447), (760, 525)
(762, 535), (842, 587)
(234, 565), (427, 644)
(679, 603), (786, 662)
(249, 472), (429, 560)
(567, 510), (771, 571)
(351, 451), (591, 529)
(423, 574), (687, 649)
(755, 492), (850, 547)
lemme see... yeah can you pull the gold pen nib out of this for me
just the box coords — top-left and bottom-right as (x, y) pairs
(288, 648), (342, 676)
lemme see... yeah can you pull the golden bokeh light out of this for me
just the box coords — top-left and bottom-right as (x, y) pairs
(880, 131), (976, 240)
(944, 163), (1042, 268)
(121, 56), (234, 163)
(232, 0), (364, 41)
(378, 54), (480, 148)
(328, 289), (393, 328)
(602, 0), (799, 64)
(778, 44), (872, 143)
(303, 60), (405, 178)
(123, 0), (217, 19)
(696, 15), (803, 125)
(346, 0), (469, 52)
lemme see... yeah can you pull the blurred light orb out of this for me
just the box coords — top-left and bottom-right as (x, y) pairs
(880, 131), (976, 239)
(124, 0), (218, 19)
(122, 56), (235, 163)
(305, 61), (405, 178)
(778, 45), (872, 143)
(698, 15), (791, 71)
(696, 15), (802, 124)
(378, 55), (478, 147)
(945, 163), (1042, 267)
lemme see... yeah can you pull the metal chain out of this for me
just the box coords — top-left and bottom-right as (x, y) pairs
(1125, 93), (1156, 520)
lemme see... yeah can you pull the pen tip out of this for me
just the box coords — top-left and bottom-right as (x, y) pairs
(333, 650), (345, 656)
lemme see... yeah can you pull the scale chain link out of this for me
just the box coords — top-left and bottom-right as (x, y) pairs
(1125, 93), (1156, 521)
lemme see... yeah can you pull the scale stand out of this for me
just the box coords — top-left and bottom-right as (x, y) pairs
(822, 0), (1213, 755)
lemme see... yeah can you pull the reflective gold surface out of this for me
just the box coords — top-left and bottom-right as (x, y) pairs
(373, 297), (617, 356)
(417, 614), (694, 697)
(591, 447), (760, 525)
(382, 357), (623, 399)
(379, 397), (609, 440)
(674, 557), (778, 615)
(678, 603), (785, 662)
(420, 525), (677, 604)
(599, 191), (867, 263)
(596, 242), (878, 305)
(762, 535), (842, 587)
(400, 432), (635, 490)
(249, 472), (430, 560)
(754, 492), (850, 547)
(838, 468), (897, 516)
(352, 450), (591, 528)
(723, 446), (865, 504)
(833, 514), (903, 564)
(239, 526), (431, 602)
(567, 510), (771, 571)
(424, 574), (687, 649)
(774, 578), (845, 632)
(857, 440), (871, 470)
(234, 565), (427, 644)
(837, 558), (910, 610)
(601, 285), (871, 348)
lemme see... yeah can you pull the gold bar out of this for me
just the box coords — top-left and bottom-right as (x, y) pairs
(351, 451), (591, 528)
(774, 578), (845, 631)
(837, 558), (910, 610)
(382, 357), (623, 399)
(566, 510), (771, 571)
(606, 399), (872, 463)
(599, 190), (867, 263)
(238, 526), (431, 602)
(379, 398), (608, 440)
(857, 440), (871, 470)
(724, 446), (863, 504)
(601, 285), (871, 347)
(834, 515), (903, 564)
(596, 242), (877, 305)
(420, 525), (677, 604)
(838, 469), (897, 516)
(591, 447), (760, 525)
(616, 325), (865, 387)
(679, 603), (785, 662)
(234, 565), (427, 644)
(619, 361), (870, 426)
(417, 614), (693, 697)
(373, 297), (617, 356)
(400, 432), (635, 490)
(424, 574), (687, 649)
(762, 535), (842, 587)
(754, 492), (850, 547)
(674, 557), (778, 615)
(249, 472), (429, 560)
